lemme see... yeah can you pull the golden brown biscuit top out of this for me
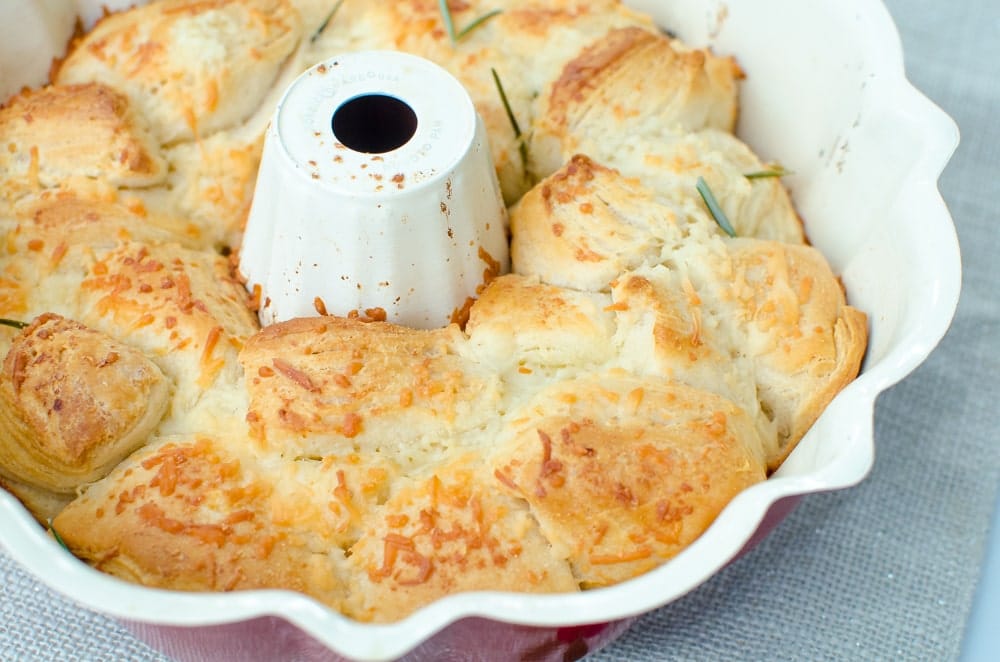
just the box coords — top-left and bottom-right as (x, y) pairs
(241, 316), (502, 468)
(0, 83), (166, 206)
(0, 313), (169, 493)
(492, 375), (765, 587)
(345, 455), (578, 622)
(52, 435), (356, 607)
(57, 0), (302, 144)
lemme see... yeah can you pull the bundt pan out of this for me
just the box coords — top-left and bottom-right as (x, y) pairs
(0, 0), (959, 660)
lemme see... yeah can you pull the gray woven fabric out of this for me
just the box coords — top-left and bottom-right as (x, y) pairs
(1, 1), (997, 660)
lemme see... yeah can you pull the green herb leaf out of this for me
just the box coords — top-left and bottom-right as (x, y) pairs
(48, 519), (70, 553)
(311, 0), (345, 43)
(438, 0), (459, 43)
(0, 318), (28, 330)
(696, 176), (737, 237)
(745, 164), (791, 180)
(491, 68), (522, 139)
(491, 67), (530, 169)
(456, 8), (502, 40)
(438, 0), (501, 45)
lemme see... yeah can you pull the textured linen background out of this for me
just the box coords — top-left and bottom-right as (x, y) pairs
(1, 1), (997, 660)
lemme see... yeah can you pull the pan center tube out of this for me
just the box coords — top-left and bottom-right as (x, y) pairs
(239, 51), (510, 329)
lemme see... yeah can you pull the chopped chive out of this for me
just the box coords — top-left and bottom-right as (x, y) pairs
(491, 67), (530, 169)
(310, 0), (345, 43)
(456, 8), (503, 40)
(696, 176), (737, 237)
(745, 164), (791, 179)
(48, 520), (70, 552)
(0, 318), (28, 330)
(438, 0), (501, 45)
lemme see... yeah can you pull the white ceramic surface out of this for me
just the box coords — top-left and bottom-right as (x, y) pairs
(0, 1), (75, 102)
(0, 1), (142, 101)
(0, 1), (961, 661)
(239, 51), (509, 328)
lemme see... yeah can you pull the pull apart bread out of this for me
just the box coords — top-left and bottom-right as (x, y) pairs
(0, 0), (867, 622)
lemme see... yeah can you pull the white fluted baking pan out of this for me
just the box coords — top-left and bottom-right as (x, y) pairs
(0, 1), (960, 660)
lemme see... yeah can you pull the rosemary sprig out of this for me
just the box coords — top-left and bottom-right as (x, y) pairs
(456, 9), (502, 40)
(696, 176), (737, 237)
(490, 67), (530, 170)
(491, 68), (522, 139)
(310, 0), (345, 43)
(745, 164), (791, 180)
(438, 0), (502, 45)
(0, 318), (27, 330)
(438, 0), (459, 43)
(48, 520), (70, 552)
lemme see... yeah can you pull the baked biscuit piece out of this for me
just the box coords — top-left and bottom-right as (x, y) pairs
(0, 198), (194, 360)
(73, 240), (258, 428)
(345, 455), (578, 622)
(0, 83), (166, 207)
(511, 155), (705, 291)
(52, 435), (350, 609)
(56, 0), (303, 144)
(604, 258), (787, 454)
(510, 155), (661, 291)
(608, 266), (768, 438)
(492, 374), (766, 587)
(531, 26), (742, 178)
(0, 314), (169, 494)
(240, 317), (502, 469)
(489, 0), (657, 88)
(582, 129), (804, 244)
(512, 152), (803, 290)
(530, 132), (803, 248)
(476, 0), (658, 196)
(464, 273), (616, 375)
(727, 239), (867, 468)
